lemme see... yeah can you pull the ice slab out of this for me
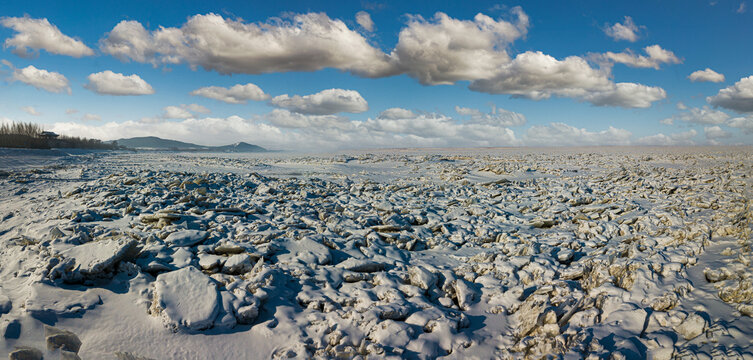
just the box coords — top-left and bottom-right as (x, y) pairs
(58, 238), (137, 276)
(25, 283), (102, 317)
(152, 266), (219, 331)
(164, 230), (208, 247)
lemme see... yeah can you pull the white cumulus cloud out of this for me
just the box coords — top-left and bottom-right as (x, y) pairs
(707, 75), (753, 113)
(604, 16), (641, 42)
(190, 83), (269, 104)
(392, 7), (528, 85)
(378, 108), (417, 119)
(84, 71), (155, 96)
(469, 51), (666, 108)
(100, 13), (395, 77)
(728, 116), (753, 133)
(704, 125), (731, 139)
(0, 16), (94, 58)
(599, 45), (682, 69)
(356, 11), (374, 32)
(185, 104), (210, 114)
(269, 88), (369, 115)
(469, 51), (612, 99)
(688, 68), (725, 82)
(660, 106), (730, 125)
(11, 65), (70, 94)
(582, 82), (667, 109)
(97, 20), (156, 63)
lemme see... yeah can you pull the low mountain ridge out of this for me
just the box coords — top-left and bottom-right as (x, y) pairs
(112, 137), (267, 152)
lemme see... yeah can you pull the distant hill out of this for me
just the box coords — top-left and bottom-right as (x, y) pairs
(214, 142), (266, 153)
(112, 137), (266, 152)
(113, 136), (208, 150)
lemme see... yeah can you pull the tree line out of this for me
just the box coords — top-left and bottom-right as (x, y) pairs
(0, 121), (119, 150)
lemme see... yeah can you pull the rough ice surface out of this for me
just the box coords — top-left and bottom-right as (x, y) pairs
(1, 148), (752, 359)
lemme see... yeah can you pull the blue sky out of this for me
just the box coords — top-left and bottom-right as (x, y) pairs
(0, 0), (751, 150)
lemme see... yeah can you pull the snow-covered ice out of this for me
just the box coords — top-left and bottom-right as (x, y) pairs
(152, 267), (219, 331)
(163, 230), (208, 248)
(1, 147), (752, 359)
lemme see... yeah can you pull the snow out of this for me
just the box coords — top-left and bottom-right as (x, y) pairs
(1, 147), (752, 358)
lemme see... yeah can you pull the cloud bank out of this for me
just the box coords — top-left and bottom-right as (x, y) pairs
(97, 9), (666, 108)
(40, 103), (712, 151)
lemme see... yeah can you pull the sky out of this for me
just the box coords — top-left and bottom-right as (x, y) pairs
(0, 0), (752, 151)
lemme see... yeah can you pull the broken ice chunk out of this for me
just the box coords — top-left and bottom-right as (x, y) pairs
(0, 292), (11, 314)
(336, 258), (387, 273)
(152, 266), (219, 331)
(164, 230), (208, 247)
(198, 253), (225, 271)
(8, 346), (43, 360)
(55, 238), (137, 279)
(454, 279), (477, 311)
(25, 283), (101, 317)
(222, 254), (253, 275)
(674, 312), (707, 340)
(408, 266), (437, 290)
(45, 325), (82, 353)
